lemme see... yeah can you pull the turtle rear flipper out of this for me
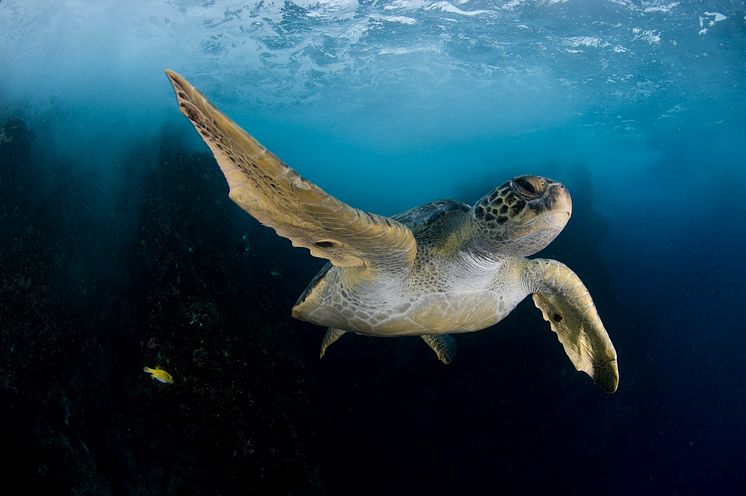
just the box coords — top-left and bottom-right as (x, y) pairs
(320, 328), (347, 358)
(421, 334), (455, 364)
(526, 259), (618, 393)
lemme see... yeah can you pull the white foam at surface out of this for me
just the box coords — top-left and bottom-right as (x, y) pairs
(607, 0), (636, 9)
(502, 0), (524, 11)
(370, 14), (417, 25)
(384, 0), (429, 11)
(643, 2), (679, 13)
(698, 11), (728, 35)
(291, 0), (358, 10)
(0, 0), (742, 154)
(426, 1), (491, 16)
(704, 11), (728, 22)
(564, 36), (607, 48)
(379, 46), (437, 55)
(632, 27), (661, 45)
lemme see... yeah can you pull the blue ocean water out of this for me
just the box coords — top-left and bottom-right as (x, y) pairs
(1, 0), (745, 494)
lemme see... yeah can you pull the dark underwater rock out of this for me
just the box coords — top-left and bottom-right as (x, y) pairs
(122, 137), (324, 494)
(0, 117), (34, 164)
(1, 123), (324, 494)
(0, 117), (34, 200)
(0, 117), (108, 493)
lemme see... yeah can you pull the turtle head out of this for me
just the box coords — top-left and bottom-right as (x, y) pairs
(469, 175), (572, 257)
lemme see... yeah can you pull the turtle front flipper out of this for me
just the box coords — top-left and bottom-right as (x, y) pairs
(524, 259), (618, 393)
(165, 70), (416, 274)
(421, 334), (455, 364)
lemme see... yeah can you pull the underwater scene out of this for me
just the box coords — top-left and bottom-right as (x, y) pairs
(1, 0), (745, 494)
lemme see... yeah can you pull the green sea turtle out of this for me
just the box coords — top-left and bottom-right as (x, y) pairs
(165, 70), (618, 393)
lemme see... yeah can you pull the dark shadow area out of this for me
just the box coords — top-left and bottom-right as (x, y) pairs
(1, 118), (323, 495)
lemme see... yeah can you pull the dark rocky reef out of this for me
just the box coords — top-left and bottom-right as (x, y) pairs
(0, 119), (323, 494)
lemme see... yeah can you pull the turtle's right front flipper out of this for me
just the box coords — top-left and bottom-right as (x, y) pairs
(165, 70), (416, 275)
(524, 259), (618, 393)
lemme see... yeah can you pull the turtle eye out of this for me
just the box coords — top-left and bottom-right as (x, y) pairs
(513, 177), (537, 196)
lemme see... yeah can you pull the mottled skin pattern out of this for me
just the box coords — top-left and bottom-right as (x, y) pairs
(166, 70), (619, 392)
(292, 179), (569, 337)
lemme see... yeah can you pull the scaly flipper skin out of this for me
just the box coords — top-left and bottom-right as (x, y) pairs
(165, 70), (416, 273)
(524, 259), (618, 393)
(320, 328), (346, 358)
(421, 334), (456, 364)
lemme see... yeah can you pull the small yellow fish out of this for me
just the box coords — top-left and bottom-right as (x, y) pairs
(143, 366), (174, 384)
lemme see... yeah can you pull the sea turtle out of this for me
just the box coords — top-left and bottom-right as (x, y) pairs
(165, 70), (619, 393)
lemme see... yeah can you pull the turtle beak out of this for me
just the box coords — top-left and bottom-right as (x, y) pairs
(510, 175), (572, 217)
(511, 175), (572, 226)
(547, 181), (572, 219)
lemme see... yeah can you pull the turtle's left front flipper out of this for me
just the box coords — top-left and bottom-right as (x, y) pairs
(164, 70), (416, 276)
(524, 259), (618, 393)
